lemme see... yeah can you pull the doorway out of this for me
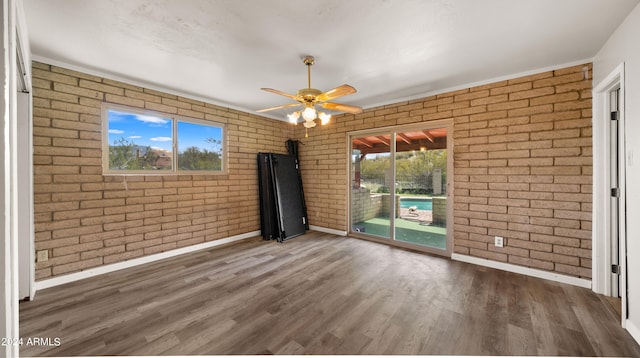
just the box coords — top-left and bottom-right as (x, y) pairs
(593, 63), (627, 326)
(349, 121), (453, 256)
(610, 88), (621, 300)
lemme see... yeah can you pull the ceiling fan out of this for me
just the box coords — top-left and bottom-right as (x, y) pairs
(257, 56), (363, 134)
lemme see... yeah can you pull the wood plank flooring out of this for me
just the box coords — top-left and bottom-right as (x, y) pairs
(20, 231), (640, 356)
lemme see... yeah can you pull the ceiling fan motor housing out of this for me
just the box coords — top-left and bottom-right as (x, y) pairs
(297, 88), (322, 104)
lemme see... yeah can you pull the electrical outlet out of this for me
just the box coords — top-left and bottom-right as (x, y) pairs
(37, 250), (48, 262)
(494, 236), (504, 248)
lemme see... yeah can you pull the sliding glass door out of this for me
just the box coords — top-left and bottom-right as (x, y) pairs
(393, 128), (448, 250)
(350, 122), (452, 255)
(351, 134), (392, 239)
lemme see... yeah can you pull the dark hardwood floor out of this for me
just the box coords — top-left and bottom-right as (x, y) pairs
(20, 231), (640, 356)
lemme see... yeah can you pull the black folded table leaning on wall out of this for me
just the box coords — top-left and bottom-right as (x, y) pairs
(257, 142), (308, 242)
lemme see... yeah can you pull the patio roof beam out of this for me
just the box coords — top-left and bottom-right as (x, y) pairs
(376, 136), (390, 146)
(353, 138), (373, 148)
(397, 133), (412, 145)
(421, 130), (435, 143)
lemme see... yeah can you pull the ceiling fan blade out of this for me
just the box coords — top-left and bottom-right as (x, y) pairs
(320, 102), (363, 114)
(316, 84), (357, 102)
(261, 88), (298, 100)
(256, 103), (301, 113)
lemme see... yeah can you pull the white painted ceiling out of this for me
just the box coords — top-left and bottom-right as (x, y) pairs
(24, 0), (639, 120)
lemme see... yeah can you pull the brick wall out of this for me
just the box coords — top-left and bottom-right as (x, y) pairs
(32, 62), (293, 280)
(298, 63), (592, 278)
(32, 61), (593, 280)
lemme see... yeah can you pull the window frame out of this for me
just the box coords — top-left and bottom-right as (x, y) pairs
(101, 103), (227, 175)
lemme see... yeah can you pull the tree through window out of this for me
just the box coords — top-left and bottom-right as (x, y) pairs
(102, 104), (226, 174)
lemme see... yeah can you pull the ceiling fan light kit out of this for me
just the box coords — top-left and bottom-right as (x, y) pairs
(258, 56), (363, 137)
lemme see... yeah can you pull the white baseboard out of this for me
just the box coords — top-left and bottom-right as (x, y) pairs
(626, 319), (640, 345)
(34, 230), (260, 291)
(451, 253), (592, 289)
(309, 225), (347, 236)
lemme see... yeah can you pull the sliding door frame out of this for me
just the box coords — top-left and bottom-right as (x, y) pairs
(347, 119), (454, 257)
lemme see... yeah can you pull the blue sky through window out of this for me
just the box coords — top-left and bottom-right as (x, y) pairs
(177, 121), (222, 154)
(106, 107), (225, 172)
(108, 110), (173, 151)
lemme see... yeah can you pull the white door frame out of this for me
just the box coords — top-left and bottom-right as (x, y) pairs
(592, 62), (627, 326)
(2, 0), (31, 355)
(17, 90), (34, 300)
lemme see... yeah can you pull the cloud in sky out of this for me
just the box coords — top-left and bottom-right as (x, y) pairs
(108, 129), (124, 134)
(128, 135), (142, 139)
(150, 136), (172, 142)
(136, 114), (170, 125)
(108, 110), (170, 125)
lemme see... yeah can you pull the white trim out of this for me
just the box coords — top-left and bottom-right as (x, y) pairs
(34, 230), (259, 291)
(452, 253), (592, 289)
(2, 0), (22, 355)
(17, 91), (33, 300)
(592, 63), (625, 293)
(591, 63), (627, 331)
(626, 319), (640, 344)
(15, 0), (29, 88)
(362, 58), (594, 110)
(309, 225), (347, 236)
(345, 131), (352, 239)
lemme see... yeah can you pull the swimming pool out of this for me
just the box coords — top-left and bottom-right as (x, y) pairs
(400, 197), (433, 211)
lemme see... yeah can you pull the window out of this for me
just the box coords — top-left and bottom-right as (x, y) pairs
(102, 104), (226, 174)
